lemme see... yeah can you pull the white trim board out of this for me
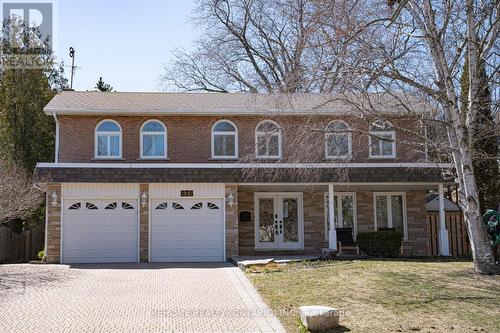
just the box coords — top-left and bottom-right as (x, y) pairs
(37, 162), (451, 169)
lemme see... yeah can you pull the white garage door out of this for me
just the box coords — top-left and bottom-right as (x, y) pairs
(62, 199), (139, 263)
(151, 198), (224, 262)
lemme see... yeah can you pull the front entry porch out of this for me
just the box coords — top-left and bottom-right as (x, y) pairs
(235, 183), (449, 257)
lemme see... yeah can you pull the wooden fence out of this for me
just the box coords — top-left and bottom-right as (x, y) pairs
(0, 226), (45, 263)
(428, 212), (471, 256)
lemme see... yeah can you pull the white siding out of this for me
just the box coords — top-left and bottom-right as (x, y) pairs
(62, 183), (140, 198)
(150, 183), (225, 198)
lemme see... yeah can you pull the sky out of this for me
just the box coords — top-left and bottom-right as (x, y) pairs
(55, 0), (196, 92)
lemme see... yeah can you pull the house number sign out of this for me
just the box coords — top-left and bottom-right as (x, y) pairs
(180, 190), (194, 197)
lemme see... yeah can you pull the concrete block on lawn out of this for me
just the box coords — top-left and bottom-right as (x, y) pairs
(299, 305), (340, 332)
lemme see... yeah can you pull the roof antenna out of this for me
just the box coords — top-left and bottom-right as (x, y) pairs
(69, 47), (76, 89)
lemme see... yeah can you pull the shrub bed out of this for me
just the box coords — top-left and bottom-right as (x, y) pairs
(357, 230), (403, 257)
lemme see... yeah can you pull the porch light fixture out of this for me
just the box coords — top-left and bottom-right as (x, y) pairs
(140, 191), (148, 206)
(50, 191), (58, 206)
(227, 191), (235, 207)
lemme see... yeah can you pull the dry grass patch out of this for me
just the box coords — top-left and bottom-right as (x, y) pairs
(246, 260), (500, 333)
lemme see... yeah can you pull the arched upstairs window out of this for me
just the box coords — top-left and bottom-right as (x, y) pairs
(255, 120), (282, 159)
(325, 120), (352, 159)
(211, 120), (238, 159)
(369, 119), (396, 158)
(95, 120), (122, 158)
(141, 120), (167, 159)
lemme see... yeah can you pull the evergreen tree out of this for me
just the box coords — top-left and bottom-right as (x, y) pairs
(460, 58), (499, 211)
(95, 77), (113, 92)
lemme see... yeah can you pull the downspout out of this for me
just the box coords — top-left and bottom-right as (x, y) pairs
(52, 112), (59, 163)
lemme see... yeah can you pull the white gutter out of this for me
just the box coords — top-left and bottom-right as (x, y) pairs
(52, 112), (59, 163)
(36, 162), (452, 169)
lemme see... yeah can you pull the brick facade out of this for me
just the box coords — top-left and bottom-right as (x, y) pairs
(139, 183), (149, 262)
(57, 115), (424, 164)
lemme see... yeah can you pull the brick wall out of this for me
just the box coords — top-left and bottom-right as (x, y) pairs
(58, 115), (424, 163)
(225, 185), (239, 259)
(139, 184), (149, 262)
(45, 183), (61, 263)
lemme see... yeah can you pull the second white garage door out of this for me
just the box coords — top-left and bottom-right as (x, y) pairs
(150, 198), (224, 262)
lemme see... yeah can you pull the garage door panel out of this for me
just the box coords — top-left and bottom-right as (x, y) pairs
(151, 199), (224, 262)
(62, 199), (138, 263)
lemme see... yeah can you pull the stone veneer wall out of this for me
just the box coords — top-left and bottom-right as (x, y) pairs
(45, 183), (61, 263)
(225, 185), (239, 259)
(139, 183), (149, 262)
(238, 189), (429, 256)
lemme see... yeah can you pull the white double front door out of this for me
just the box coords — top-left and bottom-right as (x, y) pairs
(254, 193), (304, 250)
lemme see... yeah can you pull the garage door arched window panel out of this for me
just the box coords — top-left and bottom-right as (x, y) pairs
(122, 202), (134, 210)
(140, 120), (167, 159)
(105, 202), (117, 210)
(255, 120), (282, 159)
(68, 202), (81, 210)
(212, 120), (238, 159)
(155, 202), (168, 210)
(86, 202), (98, 210)
(95, 120), (122, 159)
(207, 202), (219, 210)
(325, 120), (352, 159)
(172, 202), (184, 210)
(369, 119), (396, 159)
(191, 202), (203, 210)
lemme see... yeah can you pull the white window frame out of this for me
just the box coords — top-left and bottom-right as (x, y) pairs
(324, 192), (357, 240)
(140, 120), (167, 159)
(325, 120), (352, 160)
(369, 120), (396, 159)
(211, 120), (239, 159)
(373, 192), (407, 240)
(94, 119), (122, 159)
(255, 120), (282, 159)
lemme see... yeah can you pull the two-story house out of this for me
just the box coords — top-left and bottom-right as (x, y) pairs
(35, 91), (451, 263)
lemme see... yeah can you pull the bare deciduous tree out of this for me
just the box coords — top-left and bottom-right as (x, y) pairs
(0, 160), (44, 224)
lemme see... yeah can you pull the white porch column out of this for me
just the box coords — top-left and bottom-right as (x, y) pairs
(328, 184), (337, 250)
(438, 184), (450, 256)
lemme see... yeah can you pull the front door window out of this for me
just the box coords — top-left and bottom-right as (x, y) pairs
(255, 193), (303, 250)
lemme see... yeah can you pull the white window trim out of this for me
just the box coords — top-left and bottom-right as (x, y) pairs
(211, 119), (239, 159)
(373, 192), (407, 240)
(140, 120), (167, 160)
(324, 192), (357, 241)
(255, 120), (282, 160)
(325, 120), (352, 160)
(94, 119), (122, 159)
(368, 130), (396, 159)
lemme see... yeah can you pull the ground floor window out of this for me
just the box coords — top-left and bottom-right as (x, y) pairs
(374, 193), (407, 239)
(324, 193), (357, 240)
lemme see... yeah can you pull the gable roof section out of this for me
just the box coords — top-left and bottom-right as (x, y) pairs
(44, 91), (426, 116)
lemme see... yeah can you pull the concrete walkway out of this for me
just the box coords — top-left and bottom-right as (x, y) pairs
(0, 263), (285, 333)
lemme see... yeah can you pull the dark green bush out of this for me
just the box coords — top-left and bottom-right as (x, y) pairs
(357, 230), (403, 257)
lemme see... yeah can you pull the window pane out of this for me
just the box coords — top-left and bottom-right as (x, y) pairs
(376, 195), (388, 228)
(143, 135), (153, 156)
(213, 135), (224, 156)
(214, 121), (235, 132)
(257, 135), (267, 156)
(153, 135), (165, 156)
(259, 198), (274, 242)
(109, 135), (120, 156)
(97, 135), (107, 156)
(97, 121), (120, 132)
(391, 195), (404, 232)
(283, 198), (298, 242)
(370, 136), (381, 156)
(268, 135), (279, 156)
(341, 196), (354, 228)
(328, 134), (348, 156)
(333, 195), (339, 227)
(143, 121), (164, 132)
(225, 135), (235, 156)
(257, 121), (278, 132)
(382, 140), (393, 156)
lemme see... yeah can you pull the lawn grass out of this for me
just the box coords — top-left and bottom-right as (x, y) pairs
(246, 259), (500, 332)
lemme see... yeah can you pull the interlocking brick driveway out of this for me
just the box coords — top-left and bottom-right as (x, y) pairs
(0, 263), (285, 333)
